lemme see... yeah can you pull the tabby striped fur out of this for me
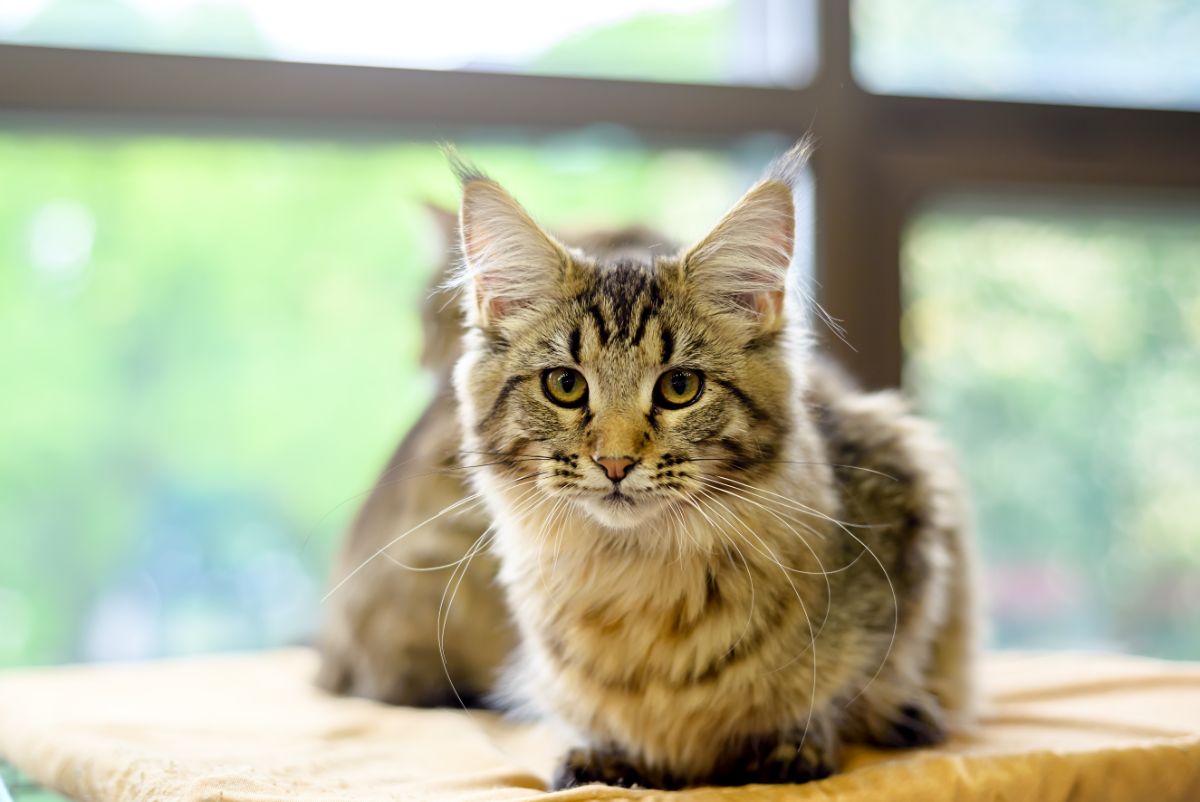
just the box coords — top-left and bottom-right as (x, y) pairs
(452, 140), (979, 788)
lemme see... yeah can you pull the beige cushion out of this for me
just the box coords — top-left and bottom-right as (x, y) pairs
(1, 649), (1198, 801)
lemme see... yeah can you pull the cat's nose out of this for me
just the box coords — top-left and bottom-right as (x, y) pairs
(593, 455), (636, 482)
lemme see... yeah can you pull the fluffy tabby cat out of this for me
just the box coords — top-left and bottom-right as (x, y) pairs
(320, 140), (978, 789)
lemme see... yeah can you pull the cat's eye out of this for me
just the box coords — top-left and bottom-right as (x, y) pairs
(542, 367), (588, 408)
(654, 369), (705, 409)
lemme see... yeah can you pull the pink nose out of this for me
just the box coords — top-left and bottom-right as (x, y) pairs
(594, 455), (636, 482)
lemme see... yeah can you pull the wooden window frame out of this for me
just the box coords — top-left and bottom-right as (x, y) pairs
(2, 1), (1197, 387)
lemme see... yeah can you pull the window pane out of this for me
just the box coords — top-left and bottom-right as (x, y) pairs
(0, 0), (815, 87)
(0, 128), (795, 667)
(904, 197), (1200, 658)
(854, 0), (1200, 110)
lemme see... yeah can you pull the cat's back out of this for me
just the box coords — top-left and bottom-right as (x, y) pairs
(801, 356), (979, 730)
(802, 356), (966, 534)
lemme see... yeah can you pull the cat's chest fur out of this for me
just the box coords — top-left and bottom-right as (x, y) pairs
(492, 495), (849, 773)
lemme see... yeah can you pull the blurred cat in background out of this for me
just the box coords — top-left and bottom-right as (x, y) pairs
(320, 142), (978, 789)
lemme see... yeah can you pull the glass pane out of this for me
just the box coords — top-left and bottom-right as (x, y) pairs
(854, 0), (1200, 110)
(904, 197), (1200, 658)
(0, 0), (815, 87)
(0, 127), (795, 667)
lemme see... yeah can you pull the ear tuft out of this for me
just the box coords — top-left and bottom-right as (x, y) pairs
(458, 175), (567, 325)
(682, 178), (796, 328)
(441, 142), (488, 186)
(763, 135), (815, 190)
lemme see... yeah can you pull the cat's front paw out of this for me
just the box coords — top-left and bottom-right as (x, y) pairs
(552, 747), (666, 790)
(715, 718), (839, 786)
(866, 701), (947, 749)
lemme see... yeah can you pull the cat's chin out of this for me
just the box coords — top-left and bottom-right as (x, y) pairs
(575, 493), (664, 530)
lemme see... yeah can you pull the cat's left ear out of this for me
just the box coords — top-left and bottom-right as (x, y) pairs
(458, 177), (570, 327)
(680, 178), (794, 330)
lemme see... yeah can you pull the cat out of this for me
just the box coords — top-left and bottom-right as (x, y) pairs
(448, 138), (979, 789)
(318, 139), (978, 789)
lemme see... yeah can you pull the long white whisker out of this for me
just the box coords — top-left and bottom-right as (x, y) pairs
(712, 475), (874, 532)
(707, 476), (898, 699)
(537, 497), (568, 598)
(686, 494), (758, 660)
(693, 487), (820, 753)
(703, 477), (865, 576)
(713, 479), (898, 707)
(437, 526), (497, 711)
(322, 491), (485, 602)
(380, 480), (541, 574)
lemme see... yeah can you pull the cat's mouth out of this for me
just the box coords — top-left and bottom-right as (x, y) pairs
(601, 488), (636, 507)
(573, 486), (664, 529)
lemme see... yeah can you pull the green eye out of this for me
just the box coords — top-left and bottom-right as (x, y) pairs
(655, 369), (704, 409)
(542, 367), (588, 408)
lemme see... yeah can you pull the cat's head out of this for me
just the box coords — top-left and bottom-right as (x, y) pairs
(452, 142), (810, 532)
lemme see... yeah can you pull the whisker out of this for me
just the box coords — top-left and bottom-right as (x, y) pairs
(698, 481), (834, 633)
(692, 488), (820, 753)
(550, 498), (573, 576)
(437, 525), (497, 711)
(705, 475), (896, 689)
(537, 497), (568, 599)
(712, 476), (898, 706)
(688, 458), (899, 482)
(703, 478), (861, 575)
(684, 495), (758, 661)
(709, 474), (875, 531)
(321, 472), (539, 602)
(382, 481), (543, 572)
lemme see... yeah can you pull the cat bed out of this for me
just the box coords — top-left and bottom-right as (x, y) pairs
(1, 650), (1198, 802)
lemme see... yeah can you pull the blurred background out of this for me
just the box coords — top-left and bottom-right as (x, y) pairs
(1, 0), (1198, 681)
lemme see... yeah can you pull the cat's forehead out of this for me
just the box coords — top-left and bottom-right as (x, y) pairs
(578, 256), (666, 333)
(519, 254), (711, 375)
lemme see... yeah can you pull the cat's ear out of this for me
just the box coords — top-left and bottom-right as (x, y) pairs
(458, 176), (569, 326)
(680, 178), (795, 329)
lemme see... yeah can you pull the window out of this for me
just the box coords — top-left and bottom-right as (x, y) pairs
(904, 197), (1200, 657)
(853, 0), (1200, 109)
(2, 1), (1198, 670)
(0, 0), (816, 87)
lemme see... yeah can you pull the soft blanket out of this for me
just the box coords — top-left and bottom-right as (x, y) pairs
(1, 649), (1198, 801)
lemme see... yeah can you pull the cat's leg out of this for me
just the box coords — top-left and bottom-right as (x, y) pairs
(709, 711), (840, 786)
(840, 500), (972, 748)
(846, 691), (947, 749)
(551, 745), (677, 790)
(842, 516), (977, 747)
(837, 621), (950, 749)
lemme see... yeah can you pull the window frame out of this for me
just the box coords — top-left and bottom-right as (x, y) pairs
(2, 1), (1198, 387)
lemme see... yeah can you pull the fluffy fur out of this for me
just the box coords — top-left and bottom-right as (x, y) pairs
(446, 140), (979, 788)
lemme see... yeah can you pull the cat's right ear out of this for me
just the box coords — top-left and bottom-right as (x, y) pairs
(679, 179), (795, 331)
(458, 177), (569, 327)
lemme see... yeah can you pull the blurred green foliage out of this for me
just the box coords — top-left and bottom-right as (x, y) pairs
(905, 200), (1200, 658)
